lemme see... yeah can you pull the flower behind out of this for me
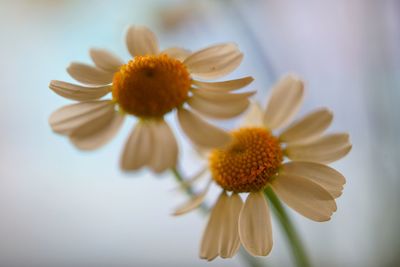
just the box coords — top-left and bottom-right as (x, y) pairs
(48, 25), (255, 173)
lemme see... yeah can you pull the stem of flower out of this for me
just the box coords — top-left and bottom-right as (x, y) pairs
(264, 186), (312, 267)
(170, 167), (264, 267)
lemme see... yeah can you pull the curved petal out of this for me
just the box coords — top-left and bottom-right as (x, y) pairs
(148, 120), (178, 173)
(192, 76), (254, 92)
(184, 43), (243, 79)
(285, 133), (352, 164)
(89, 48), (124, 72)
(177, 108), (231, 148)
(281, 162), (346, 198)
(70, 110), (124, 150)
(172, 179), (211, 216)
(238, 192), (273, 256)
(264, 74), (304, 130)
(280, 108), (333, 144)
(270, 174), (337, 221)
(200, 192), (227, 261)
(240, 102), (265, 127)
(125, 25), (159, 57)
(49, 100), (113, 135)
(49, 80), (111, 101)
(67, 63), (114, 85)
(200, 192), (242, 260)
(191, 89), (255, 102)
(188, 96), (250, 119)
(120, 122), (154, 171)
(219, 193), (243, 258)
(161, 47), (191, 61)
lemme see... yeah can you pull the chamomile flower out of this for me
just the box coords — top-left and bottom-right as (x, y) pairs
(174, 74), (351, 260)
(48, 25), (254, 173)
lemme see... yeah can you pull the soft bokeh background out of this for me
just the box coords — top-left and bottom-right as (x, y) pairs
(0, 0), (399, 266)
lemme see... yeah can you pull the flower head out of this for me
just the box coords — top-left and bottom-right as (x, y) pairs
(48, 25), (254, 173)
(174, 74), (351, 260)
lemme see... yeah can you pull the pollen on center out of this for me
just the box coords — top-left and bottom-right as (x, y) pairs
(209, 127), (283, 193)
(112, 54), (191, 118)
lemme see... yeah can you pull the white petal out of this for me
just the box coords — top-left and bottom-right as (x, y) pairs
(49, 100), (113, 135)
(148, 120), (178, 173)
(264, 74), (304, 130)
(49, 80), (111, 101)
(70, 111), (124, 150)
(89, 48), (124, 72)
(177, 108), (231, 148)
(285, 133), (351, 164)
(172, 180), (211, 216)
(120, 123), (153, 171)
(188, 95), (250, 119)
(67, 63), (114, 85)
(192, 76), (254, 92)
(219, 193), (243, 259)
(189, 90), (254, 119)
(280, 108), (333, 144)
(200, 192), (242, 260)
(240, 102), (265, 127)
(270, 174), (337, 221)
(191, 89), (255, 102)
(161, 47), (191, 61)
(282, 162), (346, 198)
(184, 43), (243, 79)
(125, 25), (159, 57)
(238, 192), (273, 256)
(200, 192), (227, 261)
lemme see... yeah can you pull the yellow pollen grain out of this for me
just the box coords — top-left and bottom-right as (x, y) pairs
(112, 54), (191, 118)
(209, 127), (283, 193)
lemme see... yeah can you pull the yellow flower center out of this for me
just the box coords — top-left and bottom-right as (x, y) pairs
(112, 54), (191, 118)
(209, 127), (283, 193)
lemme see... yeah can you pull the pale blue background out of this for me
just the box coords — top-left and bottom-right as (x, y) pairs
(0, 1), (399, 266)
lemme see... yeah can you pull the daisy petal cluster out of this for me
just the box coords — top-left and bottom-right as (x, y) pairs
(174, 74), (351, 260)
(48, 25), (254, 173)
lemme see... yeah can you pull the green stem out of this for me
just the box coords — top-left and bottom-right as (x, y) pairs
(171, 167), (264, 267)
(264, 187), (311, 267)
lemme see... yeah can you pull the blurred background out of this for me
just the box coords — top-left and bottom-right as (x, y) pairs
(0, 0), (399, 266)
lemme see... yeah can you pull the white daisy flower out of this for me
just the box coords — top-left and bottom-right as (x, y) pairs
(173, 74), (351, 260)
(49, 25), (254, 173)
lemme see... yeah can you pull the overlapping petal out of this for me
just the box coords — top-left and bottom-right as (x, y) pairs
(120, 122), (154, 171)
(148, 120), (178, 173)
(49, 80), (111, 101)
(49, 100), (114, 135)
(200, 192), (242, 260)
(125, 25), (159, 57)
(67, 63), (114, 85)
(89, 48), (124, 72)
(70, 110), (124, 150)
(270, 174), (337, 221)
(192, 76), (253, 92)
(263, 75), (304, 130)
(177, 108), (231, 148)
(280, 108), (333, 144)
(241, 102), (265, 127)
(161, 47), (191, 61)
(188, 90), (254, 119)
(285, 133), (351, 163)
(184, 43), (243, 79)
(281, 161), (346, 198)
